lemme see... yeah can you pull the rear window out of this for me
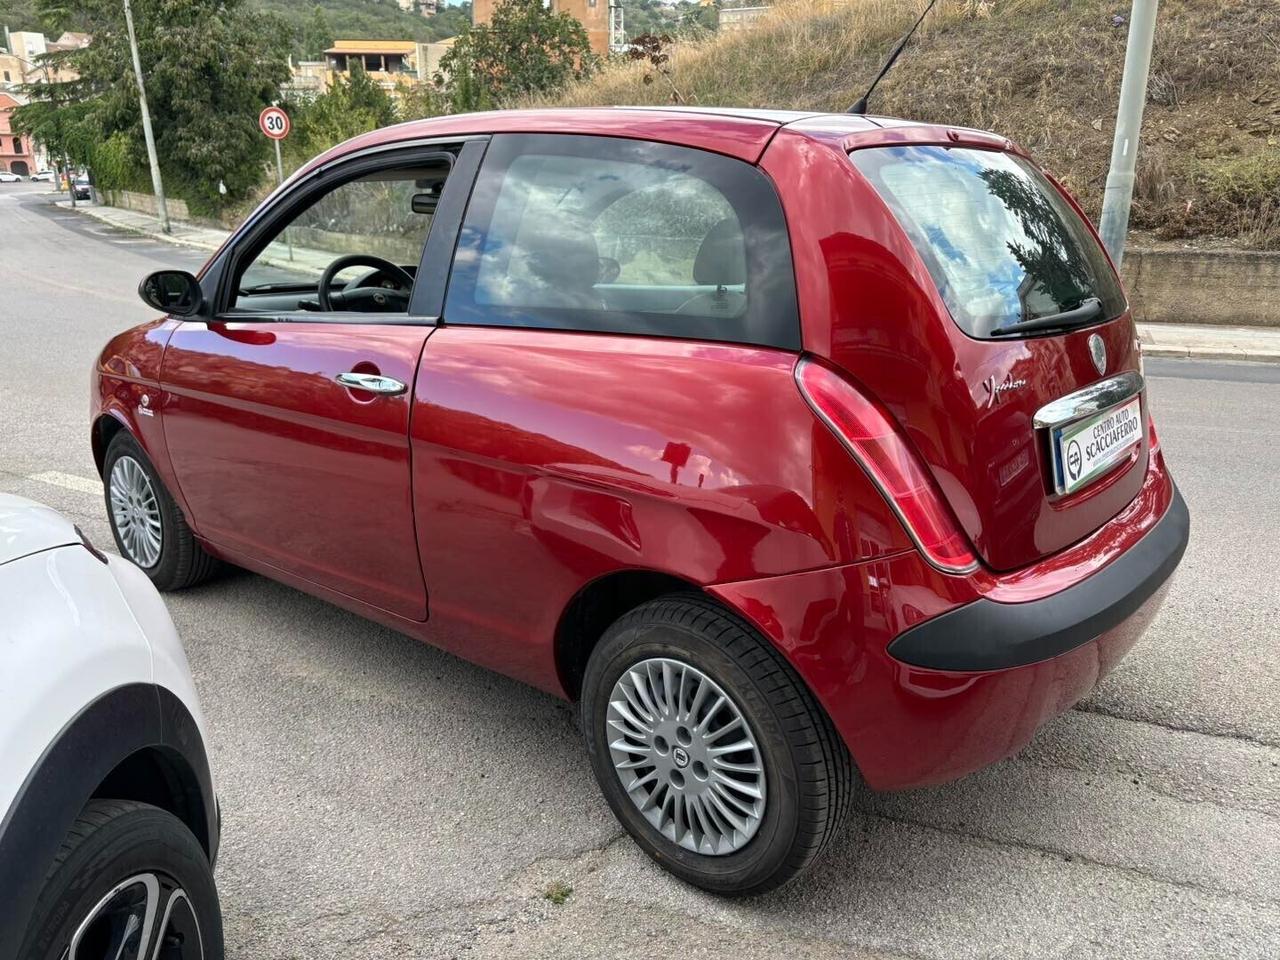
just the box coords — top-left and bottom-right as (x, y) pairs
(850, 145), (1125, 339)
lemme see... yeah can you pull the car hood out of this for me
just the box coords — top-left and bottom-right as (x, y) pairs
(0, 494), (82, 566)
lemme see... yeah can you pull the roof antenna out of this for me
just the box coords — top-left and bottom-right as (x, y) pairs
(849, 0), (940, 115)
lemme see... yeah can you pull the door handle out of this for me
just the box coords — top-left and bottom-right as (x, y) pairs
(335, 372), (407, 395)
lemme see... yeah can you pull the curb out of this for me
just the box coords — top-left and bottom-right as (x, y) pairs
(1140, 345), (1280, 364)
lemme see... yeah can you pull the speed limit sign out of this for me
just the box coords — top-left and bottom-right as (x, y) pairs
(259, 105), (290, 141)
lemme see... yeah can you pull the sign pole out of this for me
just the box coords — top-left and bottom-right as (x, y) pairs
(260, 105), (293, 259)
(271, 123), (292, 261)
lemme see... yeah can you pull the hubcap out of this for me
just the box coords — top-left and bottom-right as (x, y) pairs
(606, 657), (766, 856)
(62, 872), (204, 960)
(108, 456), (162, 568)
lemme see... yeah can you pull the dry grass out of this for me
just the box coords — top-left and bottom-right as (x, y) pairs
(531, 0), (1280, 248)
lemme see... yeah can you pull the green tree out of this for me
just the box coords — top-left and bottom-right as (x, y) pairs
(287, 60), (398, 164)
(437, 0), (598, 111)
(300, 5), (332, 61)
(26, 0), (291, 213)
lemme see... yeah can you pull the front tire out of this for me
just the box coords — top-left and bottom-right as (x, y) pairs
(18, 800), (223, 960)
(582, 594), (854, 895)
(103, 431), (218, 590)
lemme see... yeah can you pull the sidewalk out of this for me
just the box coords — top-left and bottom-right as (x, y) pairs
(62, 200), (1280, 363)
(60, 198), (230, 252)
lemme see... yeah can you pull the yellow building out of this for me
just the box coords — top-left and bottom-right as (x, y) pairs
(325, 40), (421, 92)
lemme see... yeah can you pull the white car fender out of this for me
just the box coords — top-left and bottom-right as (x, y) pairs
(0, 546), (153, 821)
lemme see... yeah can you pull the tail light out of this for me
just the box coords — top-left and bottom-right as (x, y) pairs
(796, 358), (979, 575)
(1148, 412), (1161, 457)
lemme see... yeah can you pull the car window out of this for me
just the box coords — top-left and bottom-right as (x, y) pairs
(231, 158), (452, 314)
(849, 145), (1126, 339)
(445, 134), (799, 350)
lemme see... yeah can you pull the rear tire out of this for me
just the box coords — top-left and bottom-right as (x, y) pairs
(581, 594), (853, 895)
(103, 431), (219, 591)
(18, 799), (223, 960)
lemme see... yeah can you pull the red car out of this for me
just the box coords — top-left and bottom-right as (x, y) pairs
(94, 108), (1188, 894)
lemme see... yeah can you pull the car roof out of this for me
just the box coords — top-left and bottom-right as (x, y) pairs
(298, 106), (970, 178)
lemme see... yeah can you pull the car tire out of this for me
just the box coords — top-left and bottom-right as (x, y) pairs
(581, 593), (854, 895)
(103, 431), (219, 590)
(18, 799), (223, 960)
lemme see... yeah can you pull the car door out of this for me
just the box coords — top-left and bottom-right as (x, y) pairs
(407, 133), (807, 685)
(160, 140), (484, 622)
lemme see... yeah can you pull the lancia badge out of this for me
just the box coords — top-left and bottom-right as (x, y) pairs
(1088, 334), (1107, 375)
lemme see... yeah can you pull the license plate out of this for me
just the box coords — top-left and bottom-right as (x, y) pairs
(1050, 396), (1143, 495)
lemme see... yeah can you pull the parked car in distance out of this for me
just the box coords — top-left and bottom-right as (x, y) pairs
(72, 175), (92, 201)
(0, 171), (22, 183)
(0, 495), (222, 960)
(95, 107), (1189, 895)
(29, 169), (55, 182)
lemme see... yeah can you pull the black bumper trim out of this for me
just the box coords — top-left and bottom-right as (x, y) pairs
(887, 486), (1190, 672)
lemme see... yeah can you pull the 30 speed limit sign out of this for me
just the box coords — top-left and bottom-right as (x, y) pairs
(259, 106), (290, 141)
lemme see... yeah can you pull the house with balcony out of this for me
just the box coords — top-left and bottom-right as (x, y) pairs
(325, 40), (421, 92)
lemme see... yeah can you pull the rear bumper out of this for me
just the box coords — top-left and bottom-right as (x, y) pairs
(710, 463), (1187, 791)
(887, 487), (1189, 671)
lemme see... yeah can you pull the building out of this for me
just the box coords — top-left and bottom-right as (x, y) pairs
(1, 28), (89, 86)
(472, 0), (611, 57)
(417, 37), (456, 81)
(396, 0), (442, 16)
(0, 90), (37, 176)
(325, 39), (421, 92)
(0, 49), (24, 87)
(283, 57), (329, 100)
(718, 4), (770, 32)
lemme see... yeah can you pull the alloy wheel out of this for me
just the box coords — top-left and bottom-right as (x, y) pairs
(108, 456), (162, 568)
(606, 657), (767, 855)
(61, 872), (204, 960)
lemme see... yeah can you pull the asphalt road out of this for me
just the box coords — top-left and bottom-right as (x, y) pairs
(2, 181), (1278, 959)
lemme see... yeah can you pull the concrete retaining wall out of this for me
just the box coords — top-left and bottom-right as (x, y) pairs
(1122, 248), (1280, 327)
(103, 189), (191, 224)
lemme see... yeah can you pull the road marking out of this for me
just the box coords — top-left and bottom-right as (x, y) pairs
(28, 471), (101, 495)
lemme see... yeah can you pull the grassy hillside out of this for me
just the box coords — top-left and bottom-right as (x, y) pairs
(538, 0), (1280, 248)
(0, 0), (471, 56)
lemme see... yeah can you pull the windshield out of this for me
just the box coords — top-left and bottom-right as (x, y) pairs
(850, 145), (1126, 339)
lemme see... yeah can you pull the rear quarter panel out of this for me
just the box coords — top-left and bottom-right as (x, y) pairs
(410, 326), (910, 693)
(761, 129), (1145, 570)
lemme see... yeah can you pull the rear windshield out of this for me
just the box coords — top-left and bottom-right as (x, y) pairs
(850, 145), (1125, 339)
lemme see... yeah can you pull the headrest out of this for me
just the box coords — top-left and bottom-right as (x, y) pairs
(693, 217), (747, 286)
(525, 222), (601, 289)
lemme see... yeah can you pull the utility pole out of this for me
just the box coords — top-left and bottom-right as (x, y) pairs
(122, 0), (170, 233)
(1098, 0), (1159, 269)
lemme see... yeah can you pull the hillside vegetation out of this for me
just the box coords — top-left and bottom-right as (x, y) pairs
(538, 0), (1280, 248)
(0, 0), (471, 57)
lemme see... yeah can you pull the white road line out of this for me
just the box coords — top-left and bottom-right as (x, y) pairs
(28, 471), (101, 495)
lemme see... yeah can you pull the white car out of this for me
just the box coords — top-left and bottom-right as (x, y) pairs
(0, 495), (222, 960)
(29, 170), (56, 182)
(0, 171), (22, 183)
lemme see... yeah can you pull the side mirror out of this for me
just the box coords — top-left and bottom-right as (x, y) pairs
(138, 270), (206, 318)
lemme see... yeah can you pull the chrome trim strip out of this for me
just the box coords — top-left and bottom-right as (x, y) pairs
(1033, 371), (1144, 429)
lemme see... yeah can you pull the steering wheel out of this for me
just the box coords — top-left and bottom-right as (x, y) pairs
(317, 254), (414, 312)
